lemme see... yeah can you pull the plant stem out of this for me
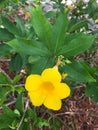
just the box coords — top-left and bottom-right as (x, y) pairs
(16, 99), (29, 130)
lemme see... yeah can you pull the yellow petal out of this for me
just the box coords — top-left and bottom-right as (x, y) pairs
(44, 95), (62, 110)
(55, 83), (70, 99)
(41, 68), (61, 83)
(25, 75), (42, 91)
(28, 90), (46, 106)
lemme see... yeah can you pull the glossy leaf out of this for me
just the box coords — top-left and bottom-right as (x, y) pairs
(9, 53), (23, 72)
(15, 93), (24, 114)
(28, 55), (41, 63)
(28, 56), (55, 74)
(0, 87), (8, 105)
(2, 17), (21, 36)
(19, 122), (29, 130)
(0, 72), (12, 84)
(16, 16), (26, 37)
(13, 75), (21, 85)
(58, 33), (95, 57)
(68, 20), (87, 33)
(7, 39), (49, 56)
(27, 109), (37, 121)
(0, 44), (12, 56)
(31, 7), (52, 49)
(62, 60), (96, 83)
(52, 12), (68, 53)
(0, 28), (14, 41)
(0, 106), (19, 129)
(3, 106), (18, 117)
(37, 118), (49, 128)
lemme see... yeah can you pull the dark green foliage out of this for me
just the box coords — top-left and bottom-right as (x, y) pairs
(62, 60), (96, 83)
(0, 44), (12, 56)
(58, 33), (95, 57)
(15, 93), (24, 114)
(0, 71), (12, 84)
(0, 0), (10, 10)
(0, 28), (14, 41)
(32, 7), (52, 50)
(85, 83), (98, 102)
(9, 53), (23, 72)
(0, 106), (19, 129)
(52, 12), (68, 53)
(2, 17), (21, 36)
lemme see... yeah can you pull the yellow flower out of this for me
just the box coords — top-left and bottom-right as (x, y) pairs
(95, 18), (98, 23)
(25, 68), (70, 110)
(67, 5), (74, 9)
(25, 12), (31, 18)
(62, 73), (68, 80)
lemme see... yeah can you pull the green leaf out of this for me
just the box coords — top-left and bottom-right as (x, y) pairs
(80, 60), (97, 76)
(13, 75), (21, 84)
(19, 122), (29, 130)
(29, 56), (55, 74)
(37, 118), (49, 128)
(0, 71), (12, 84)
(0, 28), (14, 41)
(50, 119), (61, 130)
(27, 108), (37, 121)
(0, 87), (8, 105)
(31, 7), (52, 49)
(7, 39), (49, 56)
(2, 17), (21, 36)
(15, 16), (26, 37)
(15, 86), (25, 93)
(62, 60), (96, 83)
(15, 93), (24, 114)
(0, 44), (12, 56)
(58, 33), (95, 57)
(28, 55), (41, 63)
(85, 83), (98, 102)
(9, 53), (23, 72)
(0, 114), (13, 129)
(0, 106), (18, 129)
(52, 12), (68, 53)
(68, 20), (87, 33)
(45, 11), (56, 19)
(27, 109), (49, 129)
(0, 0), (9, 10)
(3, 106), (18, 118)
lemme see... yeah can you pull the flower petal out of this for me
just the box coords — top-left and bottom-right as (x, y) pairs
(41, 68), (61, 83)
(25, 75), (42, 91)
(28, 90), (46, 106)
(44, 95), (62, 110)
(55, 83), (70, 99)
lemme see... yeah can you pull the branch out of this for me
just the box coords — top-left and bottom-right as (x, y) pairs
(16, 99), (29, 130)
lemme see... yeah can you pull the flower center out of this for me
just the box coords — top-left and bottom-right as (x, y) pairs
(40, 82), (54, 95)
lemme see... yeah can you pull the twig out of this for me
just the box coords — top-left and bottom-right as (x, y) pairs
(0, 84), (12, 86)
(15, 84), (25, 87)
(0, 84), (25, 87)
(16, 99), (29, 130)
(0, 58), (11, 62)
(0, 100), (16, 110)
(55, 111), (87, 116)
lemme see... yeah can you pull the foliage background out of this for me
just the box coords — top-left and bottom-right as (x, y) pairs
(0, 0), (98, 129)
